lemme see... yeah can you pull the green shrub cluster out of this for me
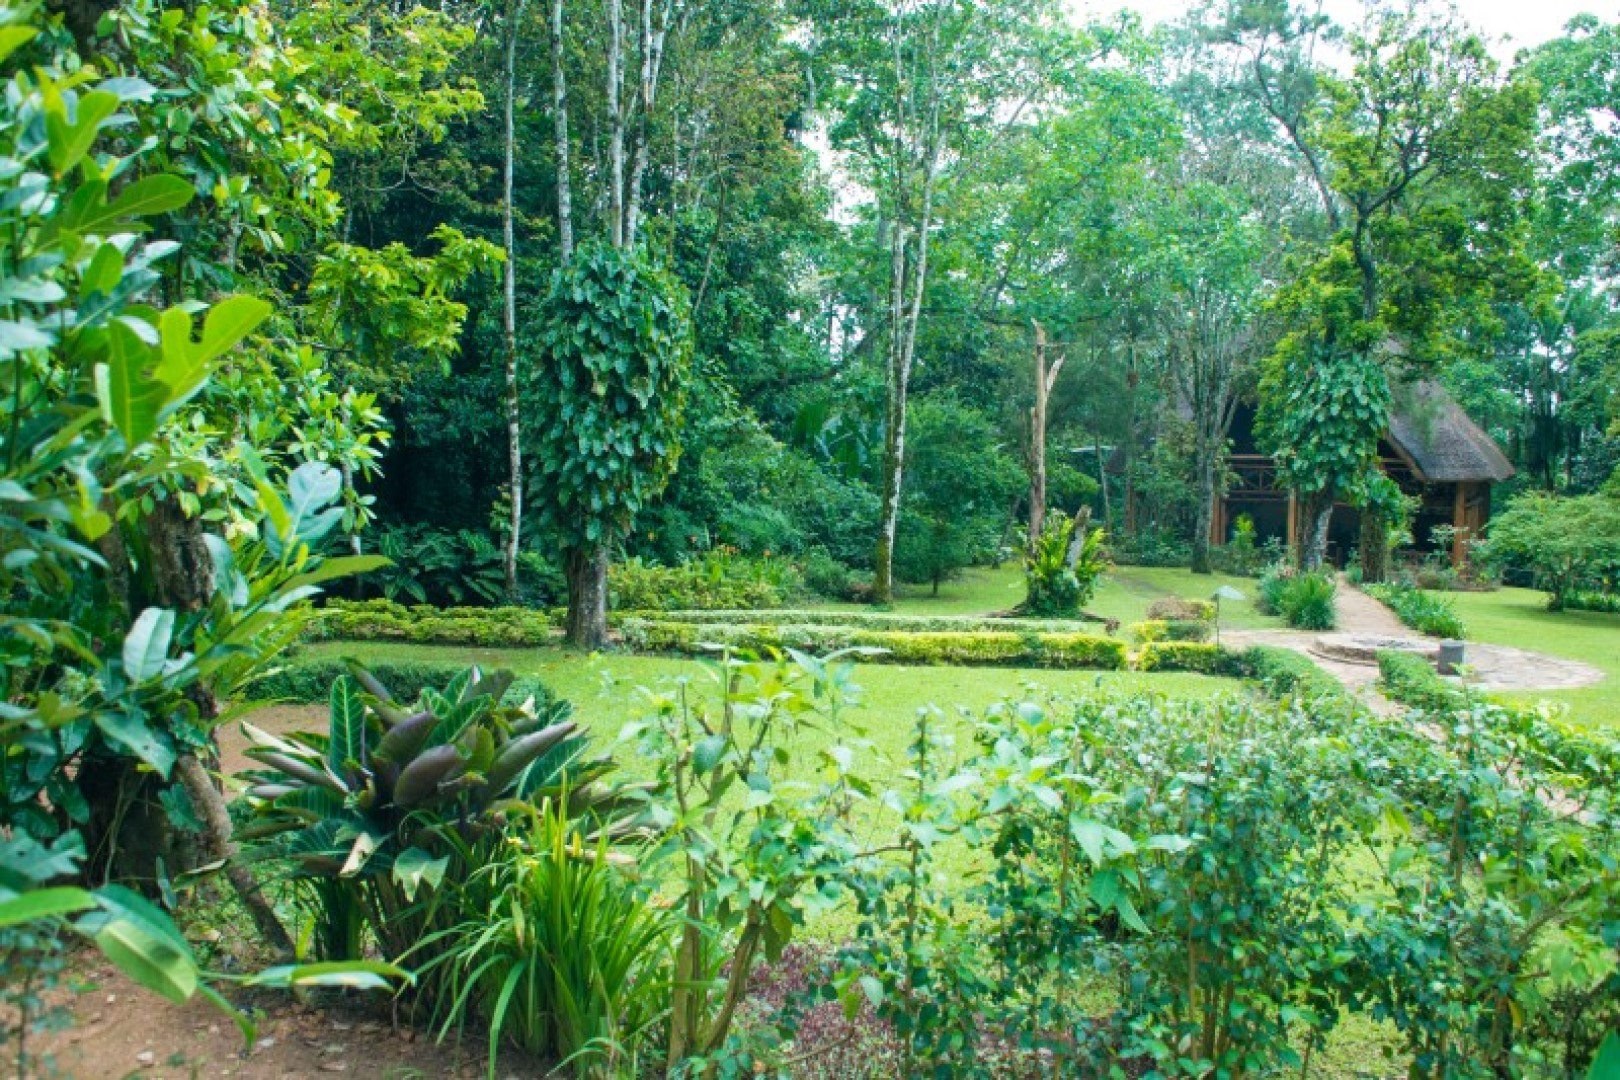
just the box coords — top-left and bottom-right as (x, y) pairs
(1024, 511), (1106, 617)
(1134, 642), (1239, 674)
(1365, 582), (1467, 639)
(311, 599), (555, 646)
(1238, 645), (1354, 708)
(619, 619), (1128, 669)
(609, 552), (803, 611)
(616, 608), (1107, 635)
(1258, 564), (1338, 629)
(1145, 597), (1216, 622)
(1563, 588), (1620, 614)
(1376, 650), (1464, 712)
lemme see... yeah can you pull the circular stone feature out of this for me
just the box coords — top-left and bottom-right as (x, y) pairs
(1311, 633), (1439, 667)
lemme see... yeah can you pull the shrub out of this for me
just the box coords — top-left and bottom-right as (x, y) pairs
(1134, 642), (1238, 675)
(1025, 512), (1107, 617)
(1365, 582), (1466, 639)
(310, 599), (555, 647)
(1563, 588), (1620, 614)
(1255, 561), (1295, 616)
(1211, 514), (1265, 575)
(1106, 527), (1192, 568)
(800, 547), (872, 603)
(416, 801), (673, 1074)
(1275, 571), (1337, 630)
(1130, 620), (1168, 644)
(609, 551), (804, 611)
(1478, 491), (1620, 609)
(1145, 598), (1215, 623)
(366, 524), (557, 607)
(1163, 618), (1213, 642)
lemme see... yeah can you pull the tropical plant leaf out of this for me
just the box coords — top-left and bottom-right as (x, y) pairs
(0, 886), (96, 928)
(328, 676), (367, 776)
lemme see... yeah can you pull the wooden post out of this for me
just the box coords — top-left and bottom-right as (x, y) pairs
(1451, 482), (1470, 567)
(1286, 492), (1298, 558)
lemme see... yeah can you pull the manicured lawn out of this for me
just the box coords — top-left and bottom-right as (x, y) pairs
(1446, 586), (1620, 730)
(812, 563), (1282, 631)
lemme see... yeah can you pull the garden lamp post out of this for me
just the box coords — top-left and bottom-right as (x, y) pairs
(1211, 585), (1246, 648)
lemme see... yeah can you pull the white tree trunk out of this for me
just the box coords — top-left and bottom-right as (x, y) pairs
(502, 0), (526, 601)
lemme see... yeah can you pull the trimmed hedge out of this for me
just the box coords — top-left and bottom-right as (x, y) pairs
(619, 619), (1129, 670)
(1238, 645), (1354, 709)
(311, 599), (555, 647)
(1145, 598), (1216, 623)
(244, 655), (568, 716)
(1135, 642), (1241, 675)
(1376, 650), (1464, 712)
(613, 608), (1111, 636)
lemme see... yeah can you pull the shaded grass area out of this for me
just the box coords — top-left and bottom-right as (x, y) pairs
(812, 564), (1282, 631)
(1444, 586), (1620, 730)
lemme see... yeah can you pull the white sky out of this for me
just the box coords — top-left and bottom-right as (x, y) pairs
(1070, 0), (1619, 59)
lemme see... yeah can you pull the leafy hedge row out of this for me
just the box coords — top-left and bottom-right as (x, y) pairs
(1134, 642), (1235, 675)
(1376, 650), (1464, 712)
(1129, 619), (1213, 644)
(619, 619), (1130, 669)
(614, 608), (1110, 635)
(1364, 583), (1467, 639)
(1239, 645), (1356, 709)
(244, 654), (566, 715)
(311, 599), (556, 646)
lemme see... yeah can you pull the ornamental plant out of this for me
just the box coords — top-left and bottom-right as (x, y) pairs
(239, 664), (622, 966)
(1024, 511), (1107, 617)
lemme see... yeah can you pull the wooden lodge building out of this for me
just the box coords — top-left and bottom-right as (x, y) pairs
(1215, 380), (1515, 567)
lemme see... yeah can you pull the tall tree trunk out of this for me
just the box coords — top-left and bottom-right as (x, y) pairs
(1121, 344), (1138, 536)
(1301, 498), (1332, 571)
(1027, 320), (1064, 552)
(1094, 437), (1110, 526)
(502, 0), (526, 602)
(624, 0), (675, 247)
(550, 0), (573, 262)
(606, 0), (626, 248)
(1191, 446), (1216, 575)
(564, 543), (609, 649)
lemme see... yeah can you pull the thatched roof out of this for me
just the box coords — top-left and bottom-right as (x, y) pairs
(1386, 380), (1515, 484)
(1103, 377), (1515, 485)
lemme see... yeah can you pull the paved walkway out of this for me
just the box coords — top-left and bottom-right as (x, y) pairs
(1225, 578), (1605, 715)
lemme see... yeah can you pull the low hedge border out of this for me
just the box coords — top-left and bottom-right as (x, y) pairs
(1134, 642), (1244, 676)
(1238, 645), (1356, 710)
(244, 654), (566, 714)
(611, 608), (1113, 635)
(1376, 650), (1466, 712)
(311, 599), (556, 647)
(619, 619), (1129, 670)
(1363, 583), (1467, 640)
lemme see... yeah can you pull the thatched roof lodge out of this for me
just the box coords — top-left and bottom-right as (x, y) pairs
(1217, 379), (1514, 566)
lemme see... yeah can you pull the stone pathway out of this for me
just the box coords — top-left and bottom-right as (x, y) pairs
(1224, 578), (1605, 715)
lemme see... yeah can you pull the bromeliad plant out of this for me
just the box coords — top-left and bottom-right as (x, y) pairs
(1023, 511), (1107, 617)
(239, 664), (605, 964)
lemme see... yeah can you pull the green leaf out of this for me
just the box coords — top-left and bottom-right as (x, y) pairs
(0, 25), (38, 66)
(46, 90), (120, 175)
(122, 607), (175, 683)
(692, 735), (727, 775)
(1588, 1032), (1620, 1079)
(193, 295), (272, 366)
(328, 676), (367, 776)
(93, 710), (176, 777)
(391, 847), (448, 903)
(0, 887), (96, 928)
(246, 960), (410, 992)
(102, 175), (194, 220)
(86, 886), (199, 1004)
(101, 322), (167, 445)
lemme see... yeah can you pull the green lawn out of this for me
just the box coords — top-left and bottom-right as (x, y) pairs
(813, 563), (1283, 631)
(1445, 586), (1620, 730)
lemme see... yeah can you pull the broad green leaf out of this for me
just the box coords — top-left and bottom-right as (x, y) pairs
(247, 960), (410, 991)
(692, 734), (727, 775)
(102, 322), (167, 445)
(101, 175), (194, 220)
(122, 607), (175, 682)
(328, 676), (367, 776)
(86, 889), (198, 1005)
(46, 90), (120, 175)
(0, 25), (38, 66)
(93, 710), (176, 777)
(391, 847), (448, 903)
(0, 886), (96, 928)
(193, 295), (272, 366)
(1588, 1032), (1620, 1080)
